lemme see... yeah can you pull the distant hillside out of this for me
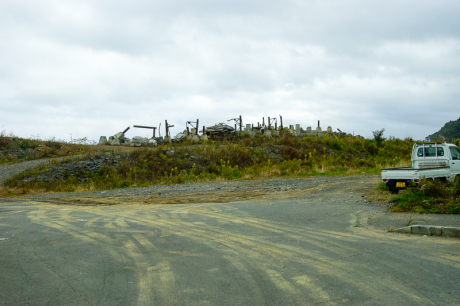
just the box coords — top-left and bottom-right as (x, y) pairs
(426, 117), (460, 142)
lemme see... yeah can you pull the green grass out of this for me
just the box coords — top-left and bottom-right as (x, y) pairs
(389, 178), (460, 214)
(3, 130), (418, 196)
(0, 130), (100, 165)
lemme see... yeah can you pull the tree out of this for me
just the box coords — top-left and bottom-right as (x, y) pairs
(372, 128), (385, 147)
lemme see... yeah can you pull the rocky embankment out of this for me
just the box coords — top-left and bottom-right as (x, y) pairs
(0, 156), (75, 186)
(18, 156), (121, 184)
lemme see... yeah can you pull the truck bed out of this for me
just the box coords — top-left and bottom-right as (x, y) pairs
(381, 166), (451, 181)
(381, 166), (449, 171)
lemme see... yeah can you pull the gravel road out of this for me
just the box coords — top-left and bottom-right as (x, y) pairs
(1, 174), (459, 305)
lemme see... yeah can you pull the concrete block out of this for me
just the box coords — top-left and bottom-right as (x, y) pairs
(131, 136), (148, 144)
(428, 226), (442, 236)
(111, 138), (121, 146)
(272, 130), (279, 137)
(395, 225), (460, 237)
(114, 132), (125, 141)
(442, 227), (460, 238)
(411, 226), (421, 235)
(264, 130), (272, 137)
(395, 227), (411, 234)
(164, 136), (171, 144)
(191, 135), (200, 143)
(327, 126), (333, 134)
(201, 134), (208, 142)
(98, 136), (107, 145)
(419, 226), (430, 235)
(148, 139), (157, 147)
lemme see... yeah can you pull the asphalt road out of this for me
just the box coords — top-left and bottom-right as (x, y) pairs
(1, 178), (459, 305)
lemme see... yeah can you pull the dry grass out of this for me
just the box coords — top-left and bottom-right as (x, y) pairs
(2, 132), (415, 196)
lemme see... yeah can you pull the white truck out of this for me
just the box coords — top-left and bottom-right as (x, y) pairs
(381, 143), (460, 193)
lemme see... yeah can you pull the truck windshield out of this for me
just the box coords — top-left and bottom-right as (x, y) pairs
(450, 147), (460, 160)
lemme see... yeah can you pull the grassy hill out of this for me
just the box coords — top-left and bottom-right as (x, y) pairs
(426, 117), (460, 142)
(0, 131), (102, 165)
(4, 131), (414, 193)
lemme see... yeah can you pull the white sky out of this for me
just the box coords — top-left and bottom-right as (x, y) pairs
(1, 0), (459, 141)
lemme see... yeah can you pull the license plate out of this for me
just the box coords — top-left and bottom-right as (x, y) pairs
(396, 182), (405, 188)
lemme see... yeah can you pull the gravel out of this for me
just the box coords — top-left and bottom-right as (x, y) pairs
(1, 157), (385, 209)
(2, 174), (386, 210)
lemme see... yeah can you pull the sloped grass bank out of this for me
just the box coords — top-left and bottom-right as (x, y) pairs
(3, 133), (413, 195)
(0, 131), (100, 165)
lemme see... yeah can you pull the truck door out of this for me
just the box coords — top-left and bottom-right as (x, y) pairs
(449, 146), (460, 175)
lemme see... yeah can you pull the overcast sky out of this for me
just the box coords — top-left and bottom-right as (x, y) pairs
(1, 0), (459, 142)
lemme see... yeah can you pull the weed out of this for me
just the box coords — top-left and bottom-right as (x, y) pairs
(388, 178), (460, 214)
(406, 214), (417, 226)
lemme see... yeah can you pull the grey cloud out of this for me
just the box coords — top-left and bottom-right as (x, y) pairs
(1, 0), (460, 141)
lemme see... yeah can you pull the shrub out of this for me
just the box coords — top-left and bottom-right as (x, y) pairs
(0, 130), (11, 150)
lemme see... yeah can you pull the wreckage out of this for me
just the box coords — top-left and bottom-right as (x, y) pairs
(97, 117), (357, 146)
(205, 123), (235, 135)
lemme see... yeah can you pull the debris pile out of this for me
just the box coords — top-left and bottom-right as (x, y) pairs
(98, 126), (158, 147)
(96, 118), (356, 146)
(205, 123), (235, 135)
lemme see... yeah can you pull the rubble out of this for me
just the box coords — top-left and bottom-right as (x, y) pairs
(19, 156), (120, 183)
(155, 137), (164, 145)
(148, 139), (157, 147)
(205, 123), (235, 135)
(96, 119), (349, 146)
(175, 132), (186, 142)
(128, 136), (148, 147)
